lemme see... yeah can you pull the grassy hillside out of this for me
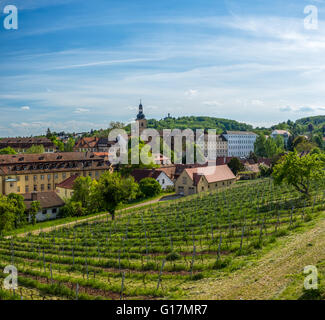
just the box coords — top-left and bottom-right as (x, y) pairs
(0, 178), (324, 300)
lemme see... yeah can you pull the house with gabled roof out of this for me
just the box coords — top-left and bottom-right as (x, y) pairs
(130, 168), (174, 190)
(175, 165), (236, 196)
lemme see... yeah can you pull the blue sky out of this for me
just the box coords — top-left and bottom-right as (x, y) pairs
(0, 0), (325, 136)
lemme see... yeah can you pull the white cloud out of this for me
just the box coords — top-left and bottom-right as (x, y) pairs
(185, 89), (198, 98)
(21, 106), (30, 110)
(74, 108), (90, 114)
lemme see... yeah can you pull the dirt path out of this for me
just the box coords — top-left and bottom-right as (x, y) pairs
(9, 195), (172, 238)
(181, 216), (325, 300)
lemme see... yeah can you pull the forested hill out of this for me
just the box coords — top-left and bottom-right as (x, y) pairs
(295, 115), (325, 127)
(146, 116), (254, 132)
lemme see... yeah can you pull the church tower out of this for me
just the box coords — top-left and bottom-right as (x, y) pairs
(136, 100), (147, 135)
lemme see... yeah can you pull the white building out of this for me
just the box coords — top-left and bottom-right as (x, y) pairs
(222, 131), (258, 158)
(131, 169), (174, 190)
(270, 130), (291, 147)
(23, 192), (65, 222)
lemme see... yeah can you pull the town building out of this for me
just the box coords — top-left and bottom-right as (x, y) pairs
(55, 174), (78, 200)
(204, 134), (228, 159)
(23, 191), (65, 222)
(222, 131), (257, 158)
(270, 129), (291, 147)
(175, 165), (236, 196)
(0, 137), (56, 153)
(0, 152), (111, 196)
(73, 137), (99, 152)
(130, 168), (174, 190)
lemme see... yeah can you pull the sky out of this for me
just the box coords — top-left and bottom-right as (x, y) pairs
(0, 0), (325, 136)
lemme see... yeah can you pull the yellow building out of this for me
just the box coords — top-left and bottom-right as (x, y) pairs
(175, 165), (236, 196)
(55, 175), (78, 200)
(0, 152), (111, 196)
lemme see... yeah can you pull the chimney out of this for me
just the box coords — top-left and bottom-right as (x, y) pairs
(31, 191), (37, 201)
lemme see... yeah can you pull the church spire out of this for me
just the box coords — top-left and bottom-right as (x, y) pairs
(136, 100), (145, 120)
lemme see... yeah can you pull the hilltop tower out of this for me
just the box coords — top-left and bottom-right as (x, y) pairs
(136, 100), (147, 135)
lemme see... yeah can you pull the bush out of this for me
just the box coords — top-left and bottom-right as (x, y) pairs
(139, 177), (162, 198)
(166, 251), (181, 261)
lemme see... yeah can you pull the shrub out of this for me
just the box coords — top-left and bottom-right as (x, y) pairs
(139, 177), (161, 198)
(166, 251), (181, 261)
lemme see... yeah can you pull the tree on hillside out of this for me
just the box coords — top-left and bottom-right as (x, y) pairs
(0, 195), (16, 233)
(25, 145), (45, 154)
(273, 151), (325, 198)
(139, 178), (161, 198)
(0, 147), (17, 155)
(254, 134), (267, 157)
(228, 158), (244, 175)
(29, 201), (41, 225)
(97, 171), (138, 220)
(71, 176), (93, 208)
(7, 193), (26, 228)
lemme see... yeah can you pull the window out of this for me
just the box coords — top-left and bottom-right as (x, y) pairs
(88, 172), (92, 177)
(33, 185), (37, 191)
(41, 175), (44, 180)
(25, 176), (29, 181)
(95, 171), (99, 177)
(42, 209), (47, 215)
(10, 183), (14, 188)
(182, 177), (187, 184)
(41, 184), (44, 191)
(17, 176), (20, 182)
(17, 186), (20, 192)
(62, 173), (66, 179)
(201, 187), (204, 191)
(47, 175), (51, 180)
(33, 175), (37, 181)
(54, 174), (58, 179)
(52, 208), (57, 214)
(25, 186), (29, 192)
(48, 184), (51, 190)
(162, 179), (165, 184)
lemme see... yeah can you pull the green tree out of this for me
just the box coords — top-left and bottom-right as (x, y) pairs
(254, 134), (267, 157)
(273, 151), (325, 198)
(60, 200), (85, 217)
(29, 201), (41, 225)
(71, 176), (93, 208)
(7, 193), (26, 228)
(64, 137), (75, 152)
(46, 128), (52, 139)
(0, 195), (15, 233)
(0, 147), (17, 155)
(25, 145), (45, 154)
(139, 177), (161, 198)
(97, 171), (138, 220)
(228, 158), (244, 175)
(265, 138), (278, 158)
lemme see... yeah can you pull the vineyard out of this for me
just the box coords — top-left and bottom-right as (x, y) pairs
(0, 178), (324, 300)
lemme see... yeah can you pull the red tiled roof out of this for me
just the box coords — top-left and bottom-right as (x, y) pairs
(130, 169), (161, 183)
(184, 165), (236, 185)
(23, 192), (65, 209)
(56, 175), (78, 189)
(74, 137), (99, 148)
